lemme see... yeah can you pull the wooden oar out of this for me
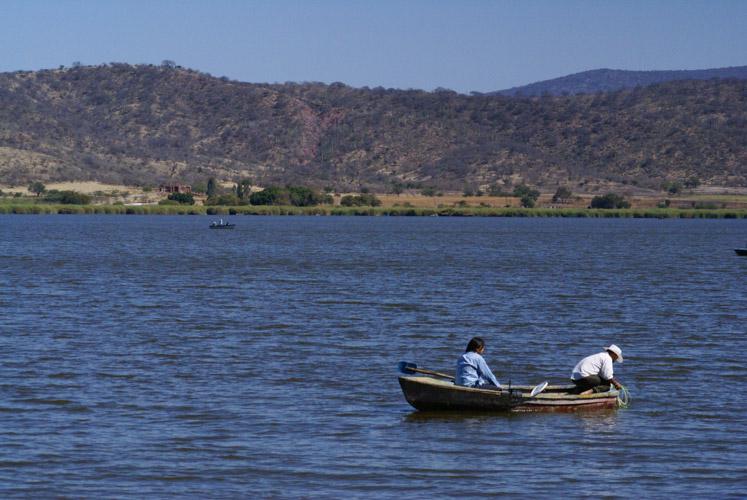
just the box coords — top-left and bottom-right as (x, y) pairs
(398, 361), (454, 381)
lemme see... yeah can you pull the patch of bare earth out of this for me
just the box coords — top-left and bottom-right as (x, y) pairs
(373, 194), (520, 208)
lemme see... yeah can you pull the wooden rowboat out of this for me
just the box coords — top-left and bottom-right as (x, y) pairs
(735, 248), (747, 256)
(398, 375), (619, 413)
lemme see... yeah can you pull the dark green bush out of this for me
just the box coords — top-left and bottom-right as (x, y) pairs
(206, 177), (218, 197)
(206, 194), (241, 206)
(249, 186), (288, 205)
(663, 181), (682, 195)
(590, 193), (631, 209)
(167, 192), (195, 204)
(693, 202), (718, 209)
(28, 181), (46, 197)
(520, 195), (536, 208)
(340, 193), (382, 207)
(43, 190), (92, 204)
(287, 186), (330, 206)
(513, 184), (540, 208)
(552, 186), (573, 203)
(249, 185), (330, 206)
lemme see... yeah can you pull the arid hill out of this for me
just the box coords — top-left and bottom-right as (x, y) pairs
(0, 64), (745, 191)
(497, 66), (747, 96)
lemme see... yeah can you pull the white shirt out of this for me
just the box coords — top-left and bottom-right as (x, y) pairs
(571, 352), (614, 381)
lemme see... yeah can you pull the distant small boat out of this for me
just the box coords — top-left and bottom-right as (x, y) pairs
(735, 248), (747, 256)
(398, 376), (619, 412)
(210, 219), (235, 229)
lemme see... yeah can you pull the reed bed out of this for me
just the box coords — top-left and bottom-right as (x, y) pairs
(1, 202), (747, 218)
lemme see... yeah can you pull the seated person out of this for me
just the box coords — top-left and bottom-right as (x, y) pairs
(455, 337), (501, 389)
(570, 344), (624, 394)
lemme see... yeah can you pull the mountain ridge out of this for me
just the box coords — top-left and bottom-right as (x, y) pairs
(496, 65), (747, 96)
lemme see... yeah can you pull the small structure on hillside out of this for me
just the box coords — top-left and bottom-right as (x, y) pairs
(158, 184), (192, 194)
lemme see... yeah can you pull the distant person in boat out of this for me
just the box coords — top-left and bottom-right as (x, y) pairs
(455, 337), (502, 389)
(570, 344), (624, 394)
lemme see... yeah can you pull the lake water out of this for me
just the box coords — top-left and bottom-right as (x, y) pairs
(1, 215), (746, 497)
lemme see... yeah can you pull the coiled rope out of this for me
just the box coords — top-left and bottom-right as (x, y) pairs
(616, 385), (631, 408)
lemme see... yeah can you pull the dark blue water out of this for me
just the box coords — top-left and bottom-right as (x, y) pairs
(1, 215), (746, 497)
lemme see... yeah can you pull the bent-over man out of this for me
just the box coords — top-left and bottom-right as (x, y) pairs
(570, 344), (623, 394)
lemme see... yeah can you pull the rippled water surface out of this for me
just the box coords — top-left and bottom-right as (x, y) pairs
(1, 215), (746, 497)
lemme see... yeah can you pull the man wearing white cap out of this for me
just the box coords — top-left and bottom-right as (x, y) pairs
(570, 344), (624, 394)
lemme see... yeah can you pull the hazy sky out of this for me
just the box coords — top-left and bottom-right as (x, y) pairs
(1, 0), (745, 93)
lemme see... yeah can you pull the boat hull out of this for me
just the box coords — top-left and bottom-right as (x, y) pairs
(399, 376), (618, 413)
(735, 249), (747, 256)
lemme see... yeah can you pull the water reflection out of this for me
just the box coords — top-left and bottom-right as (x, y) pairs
(403, 408), (620, 426)
(403, 410), (516, 423)
(573, 410), (620, 433)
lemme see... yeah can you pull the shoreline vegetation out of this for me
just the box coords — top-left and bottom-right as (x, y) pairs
(3, 181), (747, 218)
(2, 202), (747, 218)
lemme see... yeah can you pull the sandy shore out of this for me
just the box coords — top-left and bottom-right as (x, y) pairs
(0, 181), (137, 194)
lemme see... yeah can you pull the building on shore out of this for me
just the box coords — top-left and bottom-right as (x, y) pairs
(158, 184), (192, 194)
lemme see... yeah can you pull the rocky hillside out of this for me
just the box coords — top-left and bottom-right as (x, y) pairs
(1, 64), (745, 191)
(497, 66), (747, 97)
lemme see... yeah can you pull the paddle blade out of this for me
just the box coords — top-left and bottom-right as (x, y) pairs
(398, 361), (418, 375)
(530, 381), (549, 397)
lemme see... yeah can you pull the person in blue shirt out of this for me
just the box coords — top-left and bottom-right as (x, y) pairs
(455, 337), (501, 388)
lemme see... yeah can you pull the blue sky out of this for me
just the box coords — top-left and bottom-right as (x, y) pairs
(1, 0), (745, 93)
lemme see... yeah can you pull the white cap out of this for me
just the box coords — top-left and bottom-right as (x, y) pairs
(605, 344), (623, 363)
